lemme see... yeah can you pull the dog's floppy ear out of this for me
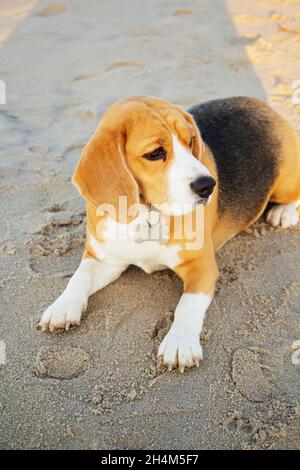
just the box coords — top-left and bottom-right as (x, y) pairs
(72, 127), (139, 222)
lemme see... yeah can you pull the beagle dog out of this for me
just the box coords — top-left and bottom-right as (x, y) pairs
(40, 96), (300, 372)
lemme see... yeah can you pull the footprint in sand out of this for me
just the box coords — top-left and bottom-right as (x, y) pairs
(231, 348), (275, 402)
(63, 144), (85, 173)
(173, 9), (194, 16)
(35, 346), (90, 379)
(282, 281), (300, 312)
(36, 3), (68, 17)
(105, 61), (144, 71)
(29, 211), (84, 277)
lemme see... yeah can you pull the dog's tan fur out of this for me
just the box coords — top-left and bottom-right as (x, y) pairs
(40, 96), (300, 371)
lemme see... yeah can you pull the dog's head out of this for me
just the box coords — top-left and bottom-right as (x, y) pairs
(73, 96), (215, 221)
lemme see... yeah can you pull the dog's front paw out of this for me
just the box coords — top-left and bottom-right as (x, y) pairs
(157, 325), (203, 373)
(39, 296), (86, 332)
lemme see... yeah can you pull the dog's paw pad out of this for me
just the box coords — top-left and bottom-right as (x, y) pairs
(267, 203), (299, 228)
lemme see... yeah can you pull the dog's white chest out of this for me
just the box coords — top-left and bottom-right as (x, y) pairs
(89, 212), (180, 273)
(88, 211), (180, 273)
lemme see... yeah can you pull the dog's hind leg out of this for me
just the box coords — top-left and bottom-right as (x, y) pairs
(267, 199), (300, 228)
(267, 124), (300, 228)
(39, 252), (128, 332)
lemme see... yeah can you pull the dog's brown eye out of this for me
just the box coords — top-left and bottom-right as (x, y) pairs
(189, 136), (195, 148)
(143, 146), (166, 161)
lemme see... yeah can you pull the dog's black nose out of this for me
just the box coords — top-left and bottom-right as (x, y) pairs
(190, 175), (216, 199)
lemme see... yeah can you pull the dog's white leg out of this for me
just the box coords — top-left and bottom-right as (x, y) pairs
(39, 257), (127, 332)
(158, 249), (218, 372)
(158, 292), (212, 372)
(267, 199), (300, 228)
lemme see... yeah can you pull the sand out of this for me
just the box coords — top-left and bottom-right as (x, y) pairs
(0, 0), (299, 450)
